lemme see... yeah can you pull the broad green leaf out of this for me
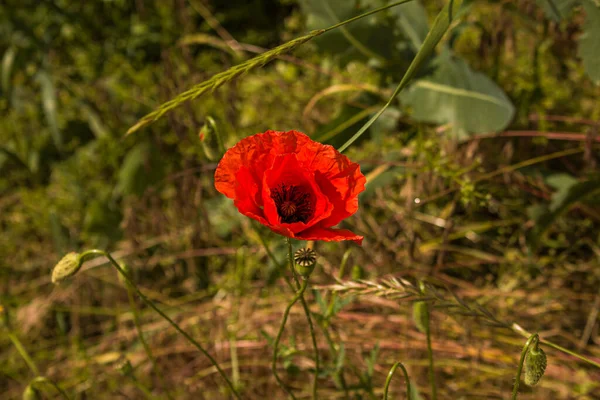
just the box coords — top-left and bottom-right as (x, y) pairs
(299, 0), (397, 64)
(390, 0), (429, 50)
(536, 0), (577, 20)
(579, 0), (600, 84)
(545, 173), (578, 191)
(36, 70), (63, 150)
(402, 50), (514, 137)
(528, 177), (600, 251)
(339, 0), (465, 152)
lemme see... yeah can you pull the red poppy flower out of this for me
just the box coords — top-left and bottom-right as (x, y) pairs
(214, 130), (366, 244)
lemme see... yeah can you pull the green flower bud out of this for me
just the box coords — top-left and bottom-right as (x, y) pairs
(524, 346), (547, 386)
(294, 248), (317, 277)
(51, 252), (83, 284)
(199, 116), (224, 161)
(412, 301), (429, 334)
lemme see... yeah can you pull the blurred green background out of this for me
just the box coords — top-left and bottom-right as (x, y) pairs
(1, 0), (600, 398)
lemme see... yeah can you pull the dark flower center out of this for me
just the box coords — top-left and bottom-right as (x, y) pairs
(270, 184), (313, 223)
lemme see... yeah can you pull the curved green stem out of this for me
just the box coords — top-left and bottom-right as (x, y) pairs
(511, 333), (539, 400)
(79, 250), (241, 400)
(511, 323), (600, 369)
(383, 362), (411, 400)
(424, 303), (437, 400)
(125, 282), (174, 399)
(7, 332), (39, 376)
(272, 277), (308, 400)
(286, 238), (320, 400)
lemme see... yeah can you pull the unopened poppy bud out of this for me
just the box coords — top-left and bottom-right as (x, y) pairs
(412, 301), (429, 334)
(115, 356), (134, 377)
(51, 252), (83, 284)
(524, 346), (547, 386)
(294, 248), (317, 277)
(199, 116), (223, 161)
(22, 384), (42, 400)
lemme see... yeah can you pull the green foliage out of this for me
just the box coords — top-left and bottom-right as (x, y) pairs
(2, 0), (600, 398)
(402, 50), (515, 137)
(579, 0), (600, 83)
(528, 176), (600, 251)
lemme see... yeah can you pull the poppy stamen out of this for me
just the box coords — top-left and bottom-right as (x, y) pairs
(271, 184), (313, 223)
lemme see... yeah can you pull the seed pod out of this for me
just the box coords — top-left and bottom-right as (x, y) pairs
(294, 248), (317, 277)
(51, 252), (83, 284)
(524, 346), (547, 386)
(412, 301), (429, 334)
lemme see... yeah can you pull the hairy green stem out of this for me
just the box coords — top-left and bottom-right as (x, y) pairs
(271, 277), (308, 400)
(7, 332), (39, 376)
(511, 334), (539, 399)
(79, 250), (241, 400)
(286, 238), (319, 399)
(383, 362), (411, 400)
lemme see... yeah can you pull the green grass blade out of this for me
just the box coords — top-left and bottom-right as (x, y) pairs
(337, 0), (463, 153)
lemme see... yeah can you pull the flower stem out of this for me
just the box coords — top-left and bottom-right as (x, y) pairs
(272, 277), (308, 400)
(383, 362), (411, 400)
(7, 331), (39, 376)
(79, 250), (241, 400)
(511, 334), (539, 400)
(125, 281), (174, 399)
(425, 303), (437, 400)
(286, 238), (320, 400)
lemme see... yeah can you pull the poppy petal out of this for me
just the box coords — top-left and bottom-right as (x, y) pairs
(261, 154), (333, 233)
(296, 226), (363, 245)
(233, 166), (269, 225)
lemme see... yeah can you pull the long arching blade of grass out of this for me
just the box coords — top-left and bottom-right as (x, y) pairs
(337, 0), (463, 153)
(125, 0), (415, 136)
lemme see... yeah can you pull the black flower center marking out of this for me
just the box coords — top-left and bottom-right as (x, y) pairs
(270, 184), (313, 223)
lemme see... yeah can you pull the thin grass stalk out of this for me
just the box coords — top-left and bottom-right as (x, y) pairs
(425, 303), (437, 400)
(125, 281), (174, 400)
(7, 332), (40, 376)
(78, 250), (242, 399)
